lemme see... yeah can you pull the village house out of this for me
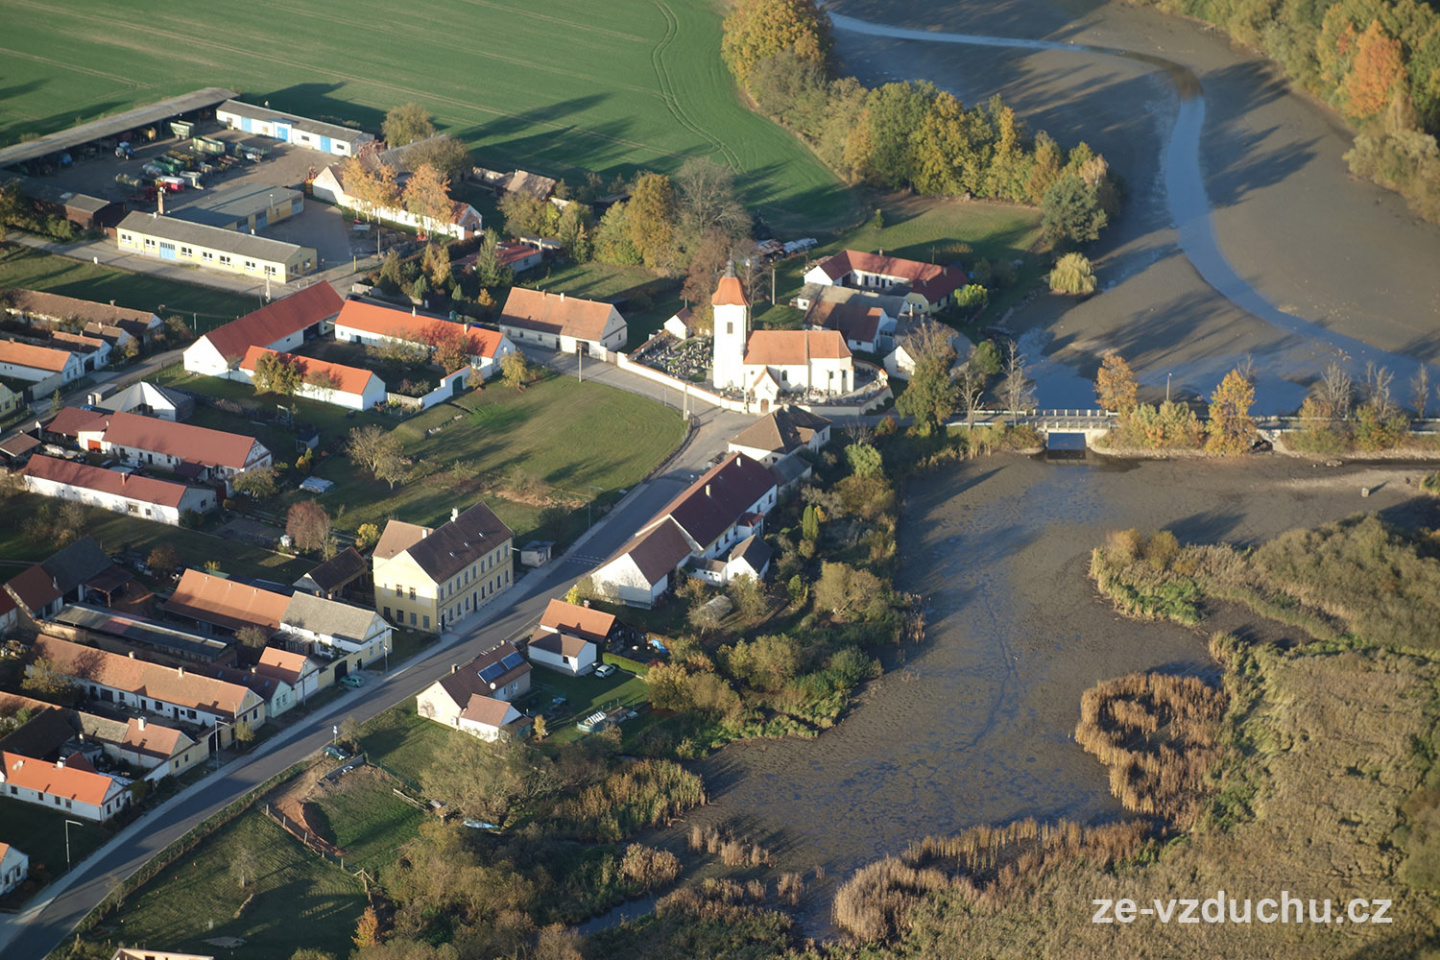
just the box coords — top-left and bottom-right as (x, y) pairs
(0, 749), (130, 822)
(497, 288), (628, 356)
(0, 339), (84, 394)
(21, 455), (216, 526)
(372, 502), (514, 634)
(163, 569), (288, 637)
(593, 453), (779, 605)
(254, 647), (324, 705)
(29, 635), (267, 747)
(239, 346), (387, 410)
(883, 321), (974, 382)
(2, 537), (132, 631)
(71, 409), (271, 494)
(416, 642), (531, 741)
(727, 406), (832, 467)
(278, 590), (392, 678)
(663, 306), (697, 340)
(309, 138), (484, 240)
(4, 289), (161, 348)
(292, 546), (370, 603)
(89, 381), (194, 421)
(117, 212), (317, 284)
(0, 381), (19, 418)
(710, 269), (853, 408)
(803, 249), (968, 314)
(0, 842), (28, 896)
(803, 297), (898, 354)
(526, 599), (617, 676)
(0, 693), (208, 784)
(183, 283), (344, 378)
(216, 100), (375, 156)
(332, 300), (515, 380)
(0, 591), (17, 638)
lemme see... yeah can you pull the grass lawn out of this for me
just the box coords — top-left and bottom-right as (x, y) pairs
(93, 809), (365, 957)
(524, 668), (650, 746)
(0, 245), (261, 336)
(306, 771), (426, 873)
(0, 492), (311, 583)
(0, 0), (853, 230)
(0, 797), (110, 882)
(357, 702), (462, 790)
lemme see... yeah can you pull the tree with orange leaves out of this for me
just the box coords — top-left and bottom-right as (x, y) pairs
(1343, 20), (1406, 120)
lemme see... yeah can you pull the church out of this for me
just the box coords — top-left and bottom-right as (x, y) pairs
(711, 267), (854, 410)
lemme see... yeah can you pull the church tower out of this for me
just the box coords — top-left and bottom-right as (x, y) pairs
(711, 262), (749, 391)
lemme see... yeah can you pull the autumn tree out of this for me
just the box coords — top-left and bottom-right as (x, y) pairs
(1096, 352), (1139, 415)
(594, 202), (641, 265)
(147, 542), (178, 575)
(421, 242), (452, 289)
(235, 624), (269, 651)
(356, 523), (381, 549)
(402, 164), (454, 229)
(23, 656), (72, 702)
(675, 158), (750, 247)
(1344, 21), (1405, 120)
(626, 172), (679, 271)
(1049, 252), (1097, 294)
(1041, 172), (1107, 248)
(813, 562), (885, 622)
(347, 425), (406, 489)
(341, 158), (399, 217)
(499, 190), (553, 237)
(251, 351), (301, 396)
(233, 465), (277, 499)
(287, 500), (332, 554)
(353, 906), (382, 949)
(382, 102), (436, 146)
(405, 134), (472, 180)
(1001, 341), (1035, 424)
(721, 0), (834, 88)
(1205, 368), (1257, 455)
(894, 319), (959, 430)
(501, 351), (531, 391)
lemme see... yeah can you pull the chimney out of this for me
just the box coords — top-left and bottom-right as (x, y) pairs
(137, 717), (146, 731)
(56, 758), (64, 769)
(559, 292), (565, 301)
(451, 507), (459, 522)
(128, 651), (135, 658)
(177, 665), (185, 677)
(705, 484), (711, 498)
(109, 300), (116, 307)
(157, 187), (165, 216)
(451, 663), (458, 674)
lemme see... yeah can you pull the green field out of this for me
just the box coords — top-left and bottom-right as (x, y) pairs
(0, 0), (853, 229)
(0, 245), (262, 334)
(358, 702), (462, 790)
(0, 798), (110, 887)
(307, 771), (427, 873)
(96, 808), (366, 957)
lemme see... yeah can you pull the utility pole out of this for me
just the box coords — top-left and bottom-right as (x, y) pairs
(771, 264), (776, 305)
(578, 347), (583, 383)
(1166, 372), (1172, 403)
(64, 819), (82, 873)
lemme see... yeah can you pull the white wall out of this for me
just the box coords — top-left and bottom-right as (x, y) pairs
(20, 473), (200, 525)
(529, 642), (597, 676)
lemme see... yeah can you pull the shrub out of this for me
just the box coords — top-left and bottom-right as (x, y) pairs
(1048, 252), (1097, 294)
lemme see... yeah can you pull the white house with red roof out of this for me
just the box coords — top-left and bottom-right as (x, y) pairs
(310, 160), (483, 240)
(0, 339), (84, 393)
(526, 599), (616, 676)
(0, 750), (130, 821)
(72, 409), (271, 493)
(803, 249), (967, 314)
(182, 283), (344, 378)
(238, 346), (387, 410)
(0, 842), (28, 895)
(417, 642), (531, 740)
(332, 300), (515, 379)
(21, 455), (216, 526)
(497, 288), (627, 356)
(711, 267), (853, 406)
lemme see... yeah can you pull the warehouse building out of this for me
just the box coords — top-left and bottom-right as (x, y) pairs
(216, 100), (374, 156)
(117, 212), (316, 283)
(168, 182), (303, 233)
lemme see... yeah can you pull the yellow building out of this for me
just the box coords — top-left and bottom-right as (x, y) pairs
(373, 501), (514, 633)
(117, 212), (316, 283)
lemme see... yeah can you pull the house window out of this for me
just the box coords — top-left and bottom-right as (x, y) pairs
(180, 246), (192, 256)
(218, 255), (232, 266)
(143, 238), (156, 248)
(265, 265), (276, 276)
(383, 606), (390, 618)
(409, 612), (416, 626)
(408, 587), (416, 600)
(422, 615), (430, 630)
(394, 585), (402, 597)
(244, 260), (257, 270)
(726, 322), (733, 335)
(202, 251), (214, 261)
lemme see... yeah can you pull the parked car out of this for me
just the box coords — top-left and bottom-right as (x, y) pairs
(340, 675), (365, 689)
(595, 663), (618, 678)
(323, 744), (350, 760)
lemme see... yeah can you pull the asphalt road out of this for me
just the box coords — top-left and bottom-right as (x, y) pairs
(0, 363), (743, 960)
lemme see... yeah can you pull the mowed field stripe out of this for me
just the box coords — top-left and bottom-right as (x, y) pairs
(449, 0), (651, 44)
(0, 45), (139, 87)
(4, 0), (696, 161)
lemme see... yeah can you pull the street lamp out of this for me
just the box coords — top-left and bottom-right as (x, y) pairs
(64, 819), (82, 873)
(212, 718), (231, 769)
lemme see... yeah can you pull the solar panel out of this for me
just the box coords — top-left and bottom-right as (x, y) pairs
(478, 663), (504, 684)
(500, 652), (526, 672)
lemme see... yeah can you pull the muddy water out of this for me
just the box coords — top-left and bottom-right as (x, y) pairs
(684, 456), (1429, 921)
(828, 13), (1431, 412)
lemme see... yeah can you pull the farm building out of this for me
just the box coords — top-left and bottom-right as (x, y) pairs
(215, 100), (374, 156)
(373, 502), (514, 634)
(20, 455), (216, 526)
(803, 297), (898, 354)
(311, 163), (483, 240)
(417, 643), (531, 740)
(182, 282), (343, 377)
(70, 409), (271, 492)
(252, 647), (325, 708)
(292, 546), (370, 602)
(117, 213), (317, 283)
(727, 406), (832, 467)
(497, 288), (627, 356)
(5, 290), (162, 346)
(0, 339), (83, 391)
(803, 250), (968, 314)
(164, 569), (288, 636)
(168, 182), (303, 232)
(46, 604), (233, 667)
(332, 300), (515, 378)
(89, 381), (193, 421)
(278, 591), (393, 677)
(28, 635), (266, 748)
(238, 346), (386, 410)
(0, 843), (28, 896)
(2, 175), (126, 232)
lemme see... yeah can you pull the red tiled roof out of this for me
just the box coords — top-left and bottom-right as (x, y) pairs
(743, 330), (851, 366)
(608, 516), (692, 586)
(47, 406), (109, 439)
(1, 750), (117, 807)
(165, 569), (289, 631)
(805, 300), (885, 345)
(8, 290), (156, 327)
(6, 565), (60, 613)
(495, 241), (538, 268)
(32, 635), (260, 719)
(529, 631), (592, 659)
(23, 455), (195, 508)
(334, 300), (438, 344)
(653, 453), (777, 550)
(94, 410), (260, 471)
(812, 250), (967, 301)
(121, 717), (189, 759)
(199, 283), (344, 363)
(239, 346), (380, 397)
(712, 275), (748, 308)
(499, 288), (620, 342)
(256, 647), (313, 686)
(0, 339), (74, 372)
(539, 598), (615, 644)
(460, 693), (516, 729)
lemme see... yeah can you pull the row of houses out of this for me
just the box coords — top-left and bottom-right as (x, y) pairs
(310, 138), (484, 241)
